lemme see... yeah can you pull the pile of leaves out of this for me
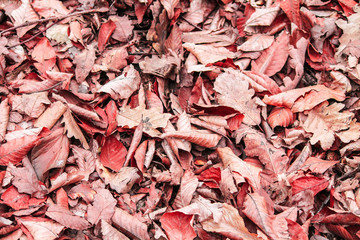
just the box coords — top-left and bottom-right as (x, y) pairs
(0, 0), (360, 239)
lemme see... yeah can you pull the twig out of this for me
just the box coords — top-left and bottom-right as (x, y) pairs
(7, 21), (58, 49)
(128, 52), (159, 56)
(180, 15), (203, 31)
(0, 8), (108, 36)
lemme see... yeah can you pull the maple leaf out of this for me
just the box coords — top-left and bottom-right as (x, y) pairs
(302, 101), (354, 150)
(117, 105), (172, 137)
(214, 69), (261, 125)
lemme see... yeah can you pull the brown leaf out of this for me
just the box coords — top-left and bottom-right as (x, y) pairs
(263, 85), (346, 112)
(201, 203), (258, 240)
(12, 92), (51, 118)
(161, 130), (221, 148)
(10, 157), (47, 198)
(46, 204), (90, 230)
(239, 34), (274, 52)
(245, 6), (280, 27)
(214, 70), (261, 125)
(183, 43), (237, 65)
(11, 0), (39, 37)
(243, 192), (289, 239)
(87, 189), (116, 225)
(73, 45), (96, 83)
(109, 15), (134, 42)
(109, 167), (141, 194)
(173, 170), (198, 209)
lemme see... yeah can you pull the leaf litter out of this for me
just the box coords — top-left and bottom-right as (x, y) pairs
(0, 0), (360, 239)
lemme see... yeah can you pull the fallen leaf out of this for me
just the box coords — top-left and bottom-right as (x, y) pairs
(291, 176), (329, 195)
(31, 128), (70, 180)
(101, 219), (129, 240)
(46, 204), (90, 230)
(201, 203), (258, 240)
(34, 101), (67, 129)
(19, 217), (64, 240)
(98, 65), (141, 100)
(160, 212), (196, 240)
(0, 99), (10, 141)
(87, 189), (116, 225)
(100, 135), (127, 172)
(98, 20), (116, 52)
(12, 92), (51, 118)
(62, 109), (89, 149)
(11, 0), (39, 37)
(73, 45), (96, 83)
(302, 101), (354, 150)
(183, 43), (237, 65)
(109, 16), (134, 42)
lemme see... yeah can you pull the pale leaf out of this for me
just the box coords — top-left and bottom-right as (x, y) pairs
(173, 170), (199, 209)
(112, 207), (150, 240)
(214, 70), (261, 125)
(201, 203), (258, 240)
(34, 101), (67, 129)
(62, 109), (89, 149)
(87, 189), (116, 225)
(12, 92), (50, 118)
(217, 147), (261, 190)
(98, 65), (141, 100)
(20, 217), (64, 240)
(161, 130), (221, 148)
(245, 6), (280, 27)
(46, 204), (90, 230)
(101, 219), (129, 240)
(0, 98), (9, 141)
(183, 43), (237, 65)
(117, 106), (172, 137)
(11, 0), (39, 37)
(239, 34), (274, 52)
(302, 101), (354, 150)
(243, 192), (289, 239)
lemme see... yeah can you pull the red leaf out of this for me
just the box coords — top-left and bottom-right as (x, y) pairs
(291, 176), (329, 195)
(280, 0), (302, 28)
(286, 219), (309, 240)
(134, 140), (147, 173)
(267, 107), (295, 129)
(160, 212), (196, 240)
(0, 135), (40, 166)
(98, 20), (116, 52)
(105, 100), (118, 136)
(100, 135), (127, 172)
(326, 224), (355, 240)
(1, 186), (30, 210)
(198, 167), (221, 188)
(252, 31), (289, 76)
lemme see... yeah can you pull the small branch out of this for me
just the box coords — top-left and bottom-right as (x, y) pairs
(7, 21), (59, 49)
(128, 52), (159, 56)
(180, 15), (203, 31)
(0, 8), (108, 36)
